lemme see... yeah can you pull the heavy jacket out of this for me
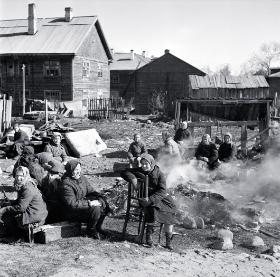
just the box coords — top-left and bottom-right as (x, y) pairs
(44, 143), (67, 162)
(127, 141), (147, 160)
(14, 130), (29, 143)
(60, 175), (102, 212)
(4, 181), (48, 225)
(195, 142), (218, 164)
(121, 164), (177, 224)
(218, 143), (236, 162)
(174, 128), (192, 143)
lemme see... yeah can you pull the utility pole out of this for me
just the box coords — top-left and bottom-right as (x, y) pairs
(22, 64), (26, 116)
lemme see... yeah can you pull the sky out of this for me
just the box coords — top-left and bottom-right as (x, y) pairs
(0, 0), (280, 74)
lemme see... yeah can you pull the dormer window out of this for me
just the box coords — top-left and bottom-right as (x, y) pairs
(97, 64), (103, 77)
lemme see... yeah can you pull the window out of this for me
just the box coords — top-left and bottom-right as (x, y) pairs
(7, 62), (14, 77)
(82, 61), (90, 78)
(44, 90), (61, 101)
(43, 61), (61, 77)
(111, 74), (120, 84)
(97, 64), (103, 77)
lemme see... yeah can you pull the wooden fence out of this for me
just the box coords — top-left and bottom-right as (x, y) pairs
(88, 98), (125, 119)
(0, 95), (12, 132)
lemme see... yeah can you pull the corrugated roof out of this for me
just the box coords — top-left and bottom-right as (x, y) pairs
(110, 52), (151, 71)
(189, 75), (269, 89)
(0, 16), (111, 58)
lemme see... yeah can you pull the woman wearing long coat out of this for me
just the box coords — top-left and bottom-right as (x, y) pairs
(60, 160), (109, 239)
(0, 166), (48, 238)
(121, 153), (177, 249)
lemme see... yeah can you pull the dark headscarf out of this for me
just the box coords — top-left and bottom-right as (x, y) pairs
(141, 153), (156, 171)
(22, 146), (34, 156)
(36, 152), (53, 165)
(63, 159), (81, 178)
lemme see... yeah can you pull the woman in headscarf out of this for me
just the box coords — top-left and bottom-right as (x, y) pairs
(121, 153), (178, 250)
(218, 133), (236, 162)
(0, 166), (48, 239)
(60, 160), (110, 239)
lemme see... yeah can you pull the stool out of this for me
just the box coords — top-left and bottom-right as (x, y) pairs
(122, 174), (148, 244)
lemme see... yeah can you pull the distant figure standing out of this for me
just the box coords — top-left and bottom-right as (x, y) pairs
(6, 123), (30, 158)
(195, 134), (219, 170)
(44, 132), (67, 165)
(174, 121), (192, 144)
(218, 133), (236, 162)
(127, 134), (147, 168)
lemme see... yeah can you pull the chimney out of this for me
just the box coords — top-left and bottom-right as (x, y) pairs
(130, 49), (134, 60)
(165, 49), (170, 54)
(65, 7), (73, 22)
(28, 3), (37, 35)
(142, 51), (146, 58)
(110, 48), (115, 55)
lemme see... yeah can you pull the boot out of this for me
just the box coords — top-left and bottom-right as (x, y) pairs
(146, 225), (154, 247)
(165, 232), (173, 250)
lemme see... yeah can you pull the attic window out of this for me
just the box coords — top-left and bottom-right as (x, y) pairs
(43, 61), (61, 77)
(97, 64), (103, 77)
(7, 63), (14, 77)
(82, 61), (90, 78)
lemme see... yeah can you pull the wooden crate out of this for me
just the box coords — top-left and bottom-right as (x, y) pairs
(34, 221), (81, 244)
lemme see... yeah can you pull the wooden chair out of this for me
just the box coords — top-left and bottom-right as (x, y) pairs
(122, 174), (148, 244)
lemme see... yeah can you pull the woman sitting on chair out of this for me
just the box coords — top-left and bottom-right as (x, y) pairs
(121, 153), (177, 250)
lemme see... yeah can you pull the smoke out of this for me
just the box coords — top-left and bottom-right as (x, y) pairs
(156, 145), (280, 223)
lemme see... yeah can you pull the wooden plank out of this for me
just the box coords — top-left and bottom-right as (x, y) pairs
(0, 99), (3, 132)
(241, 125), (247, 154)
(188, 120), (259, 127)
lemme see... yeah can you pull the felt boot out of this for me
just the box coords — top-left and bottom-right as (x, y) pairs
(146, 225), (154, 247)
(165, 232), (173, 250)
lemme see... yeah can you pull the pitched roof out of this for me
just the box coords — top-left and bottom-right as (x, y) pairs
(110, 52), (151, 71)
(0, 16), (112, 59)
(189, 75), (269, 90)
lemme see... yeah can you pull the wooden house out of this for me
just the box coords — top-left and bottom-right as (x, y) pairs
(0, 4), (112, 115)
(109, 50), (151, 98)
(129, 50), (205, 115)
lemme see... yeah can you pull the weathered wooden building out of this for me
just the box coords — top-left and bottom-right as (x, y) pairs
(127, 50), (205, 115)
(175, 75), (272, 150)
(0, 4), (112, 115)
(109, 50), (151, 98)
(267, 72), (280, 107)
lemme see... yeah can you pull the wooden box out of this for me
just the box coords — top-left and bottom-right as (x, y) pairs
(34, 221), (81, 244)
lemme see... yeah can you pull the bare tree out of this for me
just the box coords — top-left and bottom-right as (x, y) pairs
(216, 63), (232, 77)
(148, 89), (167, 115)
(242, 41), (280, 76)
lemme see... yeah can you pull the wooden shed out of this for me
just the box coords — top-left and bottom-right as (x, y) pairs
(175, 74), (272, 151)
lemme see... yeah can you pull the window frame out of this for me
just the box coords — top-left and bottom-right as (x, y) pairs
(44, 90), (61, 101)
(43, 61), (61, 77)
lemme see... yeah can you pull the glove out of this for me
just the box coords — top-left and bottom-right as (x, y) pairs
(138, 198), (150, 208)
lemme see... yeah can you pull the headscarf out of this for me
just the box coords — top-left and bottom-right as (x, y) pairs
(140, 153), (156, 171)
(14, 166), (37, 188)
(36, 152), (54, 165)
(48, 160), (65, 174)
(52, 132), (62, 140)
(224, 132), (232, 141)
(180, 121), (188, 130)
(22, 146), (34, 156)
(63, 159), (81, 179)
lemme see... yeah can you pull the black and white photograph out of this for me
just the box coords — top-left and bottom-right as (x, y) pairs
(0, 0), (280, 276)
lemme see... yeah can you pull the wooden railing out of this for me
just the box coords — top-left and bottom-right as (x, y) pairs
(88, 97), (125, 120)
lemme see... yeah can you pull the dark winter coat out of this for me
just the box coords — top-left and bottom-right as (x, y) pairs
(121, 165), (177, 224)
(195, 142), (218, 164)
(218, 143), (236, 162)
(174, 128), (192, 143)
(4, 181), (48, 225)
(14, 130), (30, 144)
(127, 141), (147, 160)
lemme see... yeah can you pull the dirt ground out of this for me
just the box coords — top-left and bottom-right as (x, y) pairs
(0, 117), (279, 277)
